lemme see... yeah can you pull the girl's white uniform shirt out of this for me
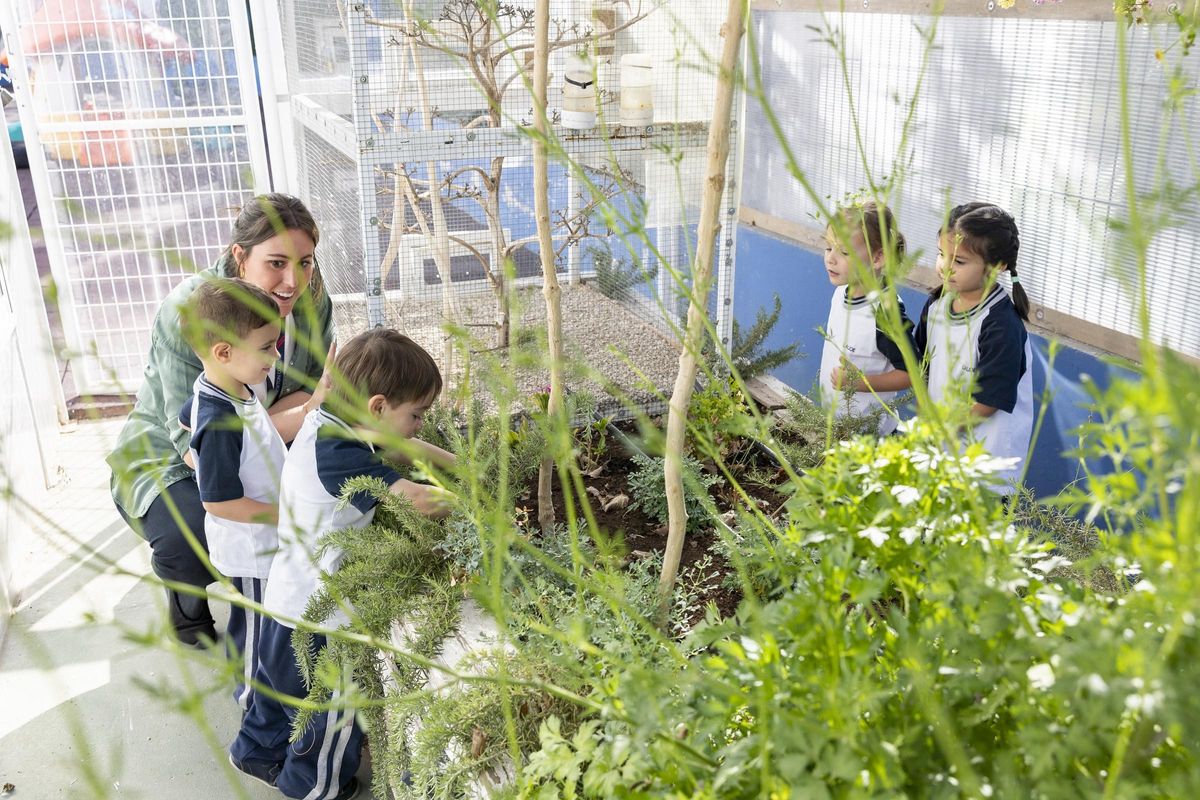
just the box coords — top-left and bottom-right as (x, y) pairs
(818, 285), (914, 435)
(264, 407), (402, 629)
(917, 286), (1034, 493)
(184, 375), (287, 578)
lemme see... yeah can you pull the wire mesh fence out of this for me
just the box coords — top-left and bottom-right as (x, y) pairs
(281, 0), (743, 410)
(743, 7), (1200, 360)
(2, 0), (270, 394)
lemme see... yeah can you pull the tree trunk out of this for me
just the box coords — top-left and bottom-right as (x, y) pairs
(533, 0), (564, 533)
(658, 0), (746, 608)
(484, 157), (512, 348)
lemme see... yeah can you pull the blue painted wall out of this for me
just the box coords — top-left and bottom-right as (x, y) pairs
(733, 226), (1128, 499)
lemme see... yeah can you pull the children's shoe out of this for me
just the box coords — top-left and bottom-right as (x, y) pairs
(228, 753), (282, 788)
(329, 777), (362, 800)
(167, 588), (218, 648)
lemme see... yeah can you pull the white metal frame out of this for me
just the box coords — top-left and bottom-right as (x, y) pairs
(0, 0), (274, 395)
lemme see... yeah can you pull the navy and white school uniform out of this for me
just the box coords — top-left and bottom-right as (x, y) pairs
(182, 375), (286, 709)
(916, 285), (1034, 494)
(818, 285), (915, 435)
(233, 406), (402, 800)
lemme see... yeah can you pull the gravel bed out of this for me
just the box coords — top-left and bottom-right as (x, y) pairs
(332, 283), (682, 416)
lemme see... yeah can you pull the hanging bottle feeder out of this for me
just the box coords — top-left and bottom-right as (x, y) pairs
(619, 54), (653, 128)
(561, 53), (597, 130)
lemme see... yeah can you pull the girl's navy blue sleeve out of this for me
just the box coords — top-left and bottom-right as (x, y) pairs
(191, 398), (246, 502)
(315, 434), (404, 514)
(973, 308), (1027, 413)
(913, 295), (935, 370)
(875, 297), (917, 372)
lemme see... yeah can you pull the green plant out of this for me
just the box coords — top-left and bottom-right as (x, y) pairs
(516, 414), (1200, 798)
(292, 477), (461, 800)
(705, 293), (802, 380)
(770, 388), (897, 471)
(627, 451), (721, 533)
(686, 380), (754, 461)
(589, 244), (657, 301)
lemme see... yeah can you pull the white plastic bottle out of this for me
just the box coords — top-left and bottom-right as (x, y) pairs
(619, 54), (653, 128)
(561, 53), (597, 130)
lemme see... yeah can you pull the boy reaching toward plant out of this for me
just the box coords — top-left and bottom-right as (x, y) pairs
(230, 328), (454, 800)
(179, 278), (286, 704)
(819, 200), (916, 434)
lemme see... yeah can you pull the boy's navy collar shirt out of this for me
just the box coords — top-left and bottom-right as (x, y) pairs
(183, 374), (286, 578)
(263, 406), (403, 628)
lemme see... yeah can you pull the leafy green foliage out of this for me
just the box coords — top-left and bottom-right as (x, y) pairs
(589, 244), (657, 301)
(515, 409), (1200, 798)
(729, 293), (802, 379)
(627, 452), (721, 532)
(686, 381), (755, 461)
(771, 388), (896, 471)
(292, 477), (461, 800)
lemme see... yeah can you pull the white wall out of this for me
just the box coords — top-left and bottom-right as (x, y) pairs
(0, 125), (63, 633)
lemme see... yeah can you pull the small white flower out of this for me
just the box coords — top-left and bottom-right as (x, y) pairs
(1125, 690), (1164, 714)
(1085, 674), (1109, 694)
(891, 484), (921, 506)
(802, 531), (830, 545)
(981, 783), (995, 798)
(859, 770), (871, 787)
(1031, 555), (1072, 574)
(938, 666), (960, 675)
(740, 636), (761, 661)
(899, 526), (921, 545)
(972, 454), (1022, 475)
(859, 526), (890, 547)
(1027, 662), (1056, 690)
(1134, 579), (1156, 594)
(1036, 590), (1063, 620)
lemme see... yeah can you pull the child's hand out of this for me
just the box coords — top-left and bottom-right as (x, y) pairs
(303, 341), (338, 414)
(832, 357), (863, 393)
(414, 485), (455, 519)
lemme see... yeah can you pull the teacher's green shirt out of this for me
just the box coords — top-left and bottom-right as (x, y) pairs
(108, 258), (334, 519)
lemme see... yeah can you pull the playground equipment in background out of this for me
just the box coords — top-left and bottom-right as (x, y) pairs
(2, 0), (195, 166)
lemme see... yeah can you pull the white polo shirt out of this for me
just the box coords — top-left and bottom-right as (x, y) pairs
(818, 285), (915, 434)
(917, 286), (1034, 493)
(183, 375), (286, 578)
(263, 407), (402, 629)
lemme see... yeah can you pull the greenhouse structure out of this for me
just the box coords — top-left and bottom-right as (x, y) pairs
(1, 1), (1197, 798)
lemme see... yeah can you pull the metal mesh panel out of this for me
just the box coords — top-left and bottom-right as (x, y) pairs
(744, 10), (1200, 359)
(283, 0), (743, 404)
(4, 0), (269, 393)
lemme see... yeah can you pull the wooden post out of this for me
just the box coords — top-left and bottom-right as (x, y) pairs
(533, 0), (565, 532)
(658, 0), (746, 606)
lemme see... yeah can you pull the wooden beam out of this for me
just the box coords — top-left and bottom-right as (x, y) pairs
(750, 0), (1118, 21)
(739, 206), (1200, 368)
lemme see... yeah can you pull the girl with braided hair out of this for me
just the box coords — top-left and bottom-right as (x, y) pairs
(915, 202), (1034, 493)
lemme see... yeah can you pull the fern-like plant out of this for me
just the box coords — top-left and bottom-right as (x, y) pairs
(627, 452), (722, 533)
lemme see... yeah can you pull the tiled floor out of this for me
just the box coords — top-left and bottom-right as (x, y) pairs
(0, 419), (377, 799)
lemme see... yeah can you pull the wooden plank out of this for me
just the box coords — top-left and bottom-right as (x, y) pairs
(740, 206), (1200, 368)
(746, 374), (797, 409)
(750, 0), (1118, 21)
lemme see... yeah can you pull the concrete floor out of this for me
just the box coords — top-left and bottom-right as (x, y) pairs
(0, 419), (377, 799)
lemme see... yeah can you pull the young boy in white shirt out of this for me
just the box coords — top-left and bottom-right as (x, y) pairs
(230, 328), (454, 800)
(179, 278), (286, 708)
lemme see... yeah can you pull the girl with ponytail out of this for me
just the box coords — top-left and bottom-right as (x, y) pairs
(914, 202), (1034, 494)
